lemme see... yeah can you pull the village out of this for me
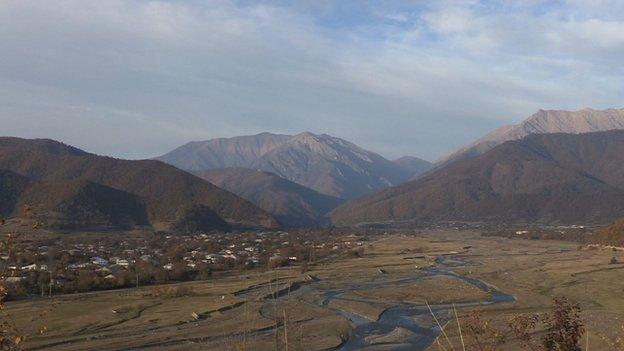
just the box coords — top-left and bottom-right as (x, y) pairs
(0, 229), (369, 299)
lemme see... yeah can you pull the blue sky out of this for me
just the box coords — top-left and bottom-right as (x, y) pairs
(1, 0), (623, 161)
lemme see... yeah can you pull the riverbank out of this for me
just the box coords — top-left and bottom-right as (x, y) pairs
(6, 230), (624, 350)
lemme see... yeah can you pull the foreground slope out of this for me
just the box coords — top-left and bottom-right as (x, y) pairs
(332, 130), (624, 226)
(197, 168), (343, 226)
(438, 108), (624, 166)
(157, 132), (412, 199)
(0, 137), (277, 230)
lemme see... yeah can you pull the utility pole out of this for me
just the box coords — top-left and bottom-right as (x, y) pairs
(49, 271), (52, 297)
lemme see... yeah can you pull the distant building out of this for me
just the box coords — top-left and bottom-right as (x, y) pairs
(91, 257), (109, 266)
(205, 254), (224, 264)
(21, 264), (38, 271)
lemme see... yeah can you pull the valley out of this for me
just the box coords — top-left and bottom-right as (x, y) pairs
(5, 3), (624, 350)
(6, 229), (624, 351)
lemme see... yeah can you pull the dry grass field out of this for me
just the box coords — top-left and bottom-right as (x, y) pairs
(6, 230), (624, 351)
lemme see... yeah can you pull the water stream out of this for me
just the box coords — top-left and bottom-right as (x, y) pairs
(322, 255), (515, 350)
(239, 255), (515, 350)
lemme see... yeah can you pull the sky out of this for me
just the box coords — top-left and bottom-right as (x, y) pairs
(1, 0), (624, 161)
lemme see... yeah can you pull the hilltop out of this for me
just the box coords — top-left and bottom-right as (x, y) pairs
(0, 137), (277, 231)
(157, 132), (427, 199)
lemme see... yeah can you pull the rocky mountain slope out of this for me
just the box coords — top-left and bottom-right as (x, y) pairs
(197, 168), (343, 227)
(0, 137), (277, 231)
(157, 132), (414, 199)
(331, 130), (624, 226)
(438, 108), (624, 166)
(157, 132), (290, 171)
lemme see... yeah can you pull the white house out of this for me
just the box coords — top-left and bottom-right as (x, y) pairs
(91, 257), (109, 266)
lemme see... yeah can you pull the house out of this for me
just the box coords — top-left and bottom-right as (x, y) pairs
(91, 257), (109, 266)
(21, 264), (38, 271)
(205, 254), (224, 264)
(68, 262), (90, 269)
(163, 263), (174, 270)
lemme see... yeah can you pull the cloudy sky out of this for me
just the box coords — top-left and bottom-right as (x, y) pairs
(1, 0), (623, 161)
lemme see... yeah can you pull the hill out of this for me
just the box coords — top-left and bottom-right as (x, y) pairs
(331, 130), (624, 226)
(197, 168), (343, 227)
(438, 108), (624, 166)
(157, 132), (413, 199)
(0, 137), (277, 231)
(393, 156), (432, 178)
(0, 169), (31, 217)
(17, 179), (150, 230)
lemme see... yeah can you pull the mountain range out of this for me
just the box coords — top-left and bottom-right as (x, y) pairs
(0, 137), (277, 231)
(331, 130), (624, 226)
(157, 132), (431, 199)
(437, 108), (624, 166)
(3, 107), (624, 231)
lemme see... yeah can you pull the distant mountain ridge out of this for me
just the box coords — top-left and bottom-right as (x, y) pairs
(158, 132), (291, 171)
(157, 132), (429, 199)
(0, 137), (277, 231)
(438, 108), (624, 166)
(197, 168), (343, 227)
(331, 130), (624, 226)
(393, 156), (432, 178)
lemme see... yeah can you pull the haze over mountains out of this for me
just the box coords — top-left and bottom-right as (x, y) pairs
(0, 137), (277, 231)
(158, 132), (431, 199)
(332, 129), (624, 226)
(438, 108), (624, 166)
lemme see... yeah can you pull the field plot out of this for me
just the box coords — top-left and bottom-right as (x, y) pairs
(7, 230), (624, 351)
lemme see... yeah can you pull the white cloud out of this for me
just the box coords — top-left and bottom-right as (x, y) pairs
(1, 0), (623, 160)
